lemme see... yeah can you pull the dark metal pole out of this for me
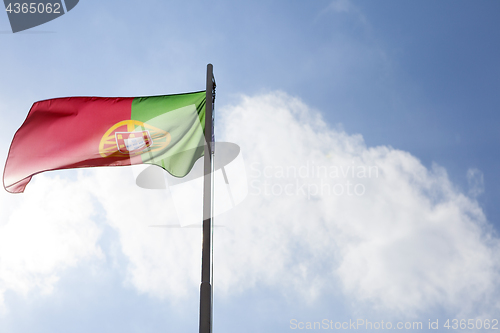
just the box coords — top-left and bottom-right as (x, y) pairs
(200, 64), (214, 333)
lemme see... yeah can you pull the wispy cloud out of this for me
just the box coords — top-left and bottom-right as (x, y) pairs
(467, 168), (485, 198)
(326, 0), (351, 13)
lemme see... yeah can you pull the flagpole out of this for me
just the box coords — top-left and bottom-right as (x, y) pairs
(200, 64), (215, 333)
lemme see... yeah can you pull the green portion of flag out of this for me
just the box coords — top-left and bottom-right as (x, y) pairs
(131, 91), (206, 177)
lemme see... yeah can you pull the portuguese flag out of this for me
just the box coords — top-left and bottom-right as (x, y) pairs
(3, 91), (207, 193)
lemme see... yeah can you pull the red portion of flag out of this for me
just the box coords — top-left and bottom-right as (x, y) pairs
(3, 97), (135, 193)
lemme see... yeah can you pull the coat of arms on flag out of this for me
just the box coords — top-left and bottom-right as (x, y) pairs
(115, 130), (153, 154)
(98, 119), (172, 158)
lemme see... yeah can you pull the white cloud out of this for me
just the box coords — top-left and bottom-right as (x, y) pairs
(212, 92), (500, 317)
(0, 172), (103, 313)
(83, 166), (202, 302)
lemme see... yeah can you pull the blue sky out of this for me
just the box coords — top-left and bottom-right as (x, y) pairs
(1, 1), (500, 332)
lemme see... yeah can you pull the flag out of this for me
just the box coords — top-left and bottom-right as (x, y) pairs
(3, 91), (207, 193)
